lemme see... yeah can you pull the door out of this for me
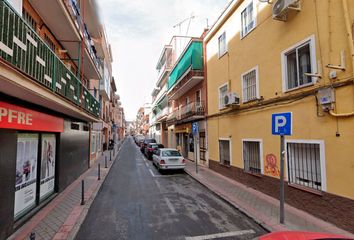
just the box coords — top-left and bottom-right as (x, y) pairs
(199, 132), (206, 164)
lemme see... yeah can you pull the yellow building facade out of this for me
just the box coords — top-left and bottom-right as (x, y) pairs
(205, 0), (354, 232)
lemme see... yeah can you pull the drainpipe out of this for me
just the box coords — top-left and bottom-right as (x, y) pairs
(329, 0), (354, 117)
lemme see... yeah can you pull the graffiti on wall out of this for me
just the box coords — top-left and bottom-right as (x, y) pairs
(265, 154), (280, 177)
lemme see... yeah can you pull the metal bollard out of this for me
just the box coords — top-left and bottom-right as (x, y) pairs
(29, 232), (35, 240)
(105, 157), (108, 168)
(110, 150), (112, 161)
(81, 180), (85, 205)
(98, 163), (101, 180)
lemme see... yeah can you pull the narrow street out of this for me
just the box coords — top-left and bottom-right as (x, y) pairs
(75, 137), (267, 240)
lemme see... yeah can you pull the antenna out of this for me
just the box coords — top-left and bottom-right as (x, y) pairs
(173, 13), (195, 35)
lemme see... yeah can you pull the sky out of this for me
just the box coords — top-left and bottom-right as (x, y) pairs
(97, 0), (231, 121)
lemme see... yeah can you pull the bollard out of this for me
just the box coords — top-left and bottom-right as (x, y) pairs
(110, 150), (112, 161)
(98, 163), (101, 180)
(81, 180), (85, 205)
(29, 232), (35, 240)
(105, 157), (108, 168)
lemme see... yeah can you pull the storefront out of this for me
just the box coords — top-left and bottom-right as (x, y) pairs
(0, 101), (63, 221)
(0, 98), (90, 237)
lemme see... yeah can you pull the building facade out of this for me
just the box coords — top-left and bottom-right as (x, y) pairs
(0, 0), (117, 238)
(205, 0), (354, 232)
(166, 37), (208, 165)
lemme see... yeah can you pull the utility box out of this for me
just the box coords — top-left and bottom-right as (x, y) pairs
(317, 88), (335, 111)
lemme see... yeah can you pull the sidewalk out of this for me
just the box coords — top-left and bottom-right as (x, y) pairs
(8, 141), (124, 240)
(185, 160), (354, 238)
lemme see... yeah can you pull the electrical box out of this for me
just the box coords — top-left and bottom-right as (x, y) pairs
(317, 88), (335, 111)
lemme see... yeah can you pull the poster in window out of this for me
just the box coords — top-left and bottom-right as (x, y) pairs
(14, 134), (38, 218)
(40, 134), (56, 200)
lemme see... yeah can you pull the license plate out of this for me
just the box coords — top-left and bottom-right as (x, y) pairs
(169, 158), (179, 161)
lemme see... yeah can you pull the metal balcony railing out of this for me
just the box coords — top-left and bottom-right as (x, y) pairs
(66, 0), (102, 75)
(167, 101), (204, 123)
(0, 0), (99, 117)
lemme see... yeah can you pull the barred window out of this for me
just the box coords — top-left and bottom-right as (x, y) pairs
(242, 67), (258, 102)
(287, 142), (322, 190)
(243, 141), (261, 174)
(219, 139), (230, 166)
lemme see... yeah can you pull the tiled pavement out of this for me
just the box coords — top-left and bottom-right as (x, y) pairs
(8, 141), (124, 240)
(184, 160), (354, 238)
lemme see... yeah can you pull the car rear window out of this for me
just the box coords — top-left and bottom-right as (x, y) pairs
(162, 150), (181, 157)
(145, 139), (156, 144)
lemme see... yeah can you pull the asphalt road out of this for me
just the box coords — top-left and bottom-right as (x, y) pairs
(75, 137), (267, 240)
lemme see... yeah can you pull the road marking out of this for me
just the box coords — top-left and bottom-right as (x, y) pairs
(185, 230), (255, 240)
(164, 197), (176, 214)
(149, 169), (156, 177)
(152, 174), (185, 178)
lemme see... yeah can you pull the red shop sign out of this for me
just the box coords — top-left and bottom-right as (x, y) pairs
(0, 101), (64, 132)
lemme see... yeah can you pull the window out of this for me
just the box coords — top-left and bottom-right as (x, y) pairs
(219, 84), (228, 109)
(218, 32), (227, 57)
(195, 90), (201, 107)
(91, 134), (96, 153)
(241, 1), (255, 38)
(286, 141), (325, 191)
(219, 139), (231, 166)
(243, 140), (262, 174)
(242, 66), (259, 102)
(282, 36), (316, 91)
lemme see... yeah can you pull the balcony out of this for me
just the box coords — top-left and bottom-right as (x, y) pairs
(167, 101), (204, 125)
(0, 0), (99, 117)
(156, 45), (172, 87)
(28, 0), (102, 80)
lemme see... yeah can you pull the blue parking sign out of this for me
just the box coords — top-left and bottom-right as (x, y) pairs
(192, 122), (199, 135)
(272, 112), (292, 135)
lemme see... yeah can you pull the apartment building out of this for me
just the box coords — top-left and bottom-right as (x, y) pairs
(166, 37), (207, 164)
(0, 0), (111, 238)
(150, 45), (172, 146)
(205, 0), (354, 232)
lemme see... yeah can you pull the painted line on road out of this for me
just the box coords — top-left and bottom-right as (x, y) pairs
(149, 169), (156, 177)
(164, 197), (176, 214)
(185, 229), (255, 240)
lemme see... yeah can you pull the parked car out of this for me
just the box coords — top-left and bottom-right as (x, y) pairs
(152, 148), (186, 172)
(144, 143), (164, 160)
(259, 231), (353, 240)
(134, 135), (144, 145)
(140, 138), (156, 153)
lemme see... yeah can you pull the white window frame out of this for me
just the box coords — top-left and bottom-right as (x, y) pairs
(281, 35), (317, 92)
(218, 83), (229, 110)
(219, 138), (232, 166)
(218, 31), (227, 58)
(285, 139), (326, 191)
(241, 0), (257, 39)
(242, 138), (264, 174)
(241, 66), (260, 103)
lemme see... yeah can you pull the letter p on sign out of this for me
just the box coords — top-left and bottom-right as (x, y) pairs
(272, 112), (292, 136)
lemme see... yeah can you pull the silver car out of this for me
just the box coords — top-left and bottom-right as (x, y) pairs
(152, 148), (186, 171)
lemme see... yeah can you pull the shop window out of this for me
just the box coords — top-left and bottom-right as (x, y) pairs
(91, 134), (96, 153)
(243, 140), (262, 174)
(40, 134), (56, 200)
(287, 141), (324, 191)
(189, 133), (194, 152)
(83, 125), (89, 131)
(219, 139), (231, 166)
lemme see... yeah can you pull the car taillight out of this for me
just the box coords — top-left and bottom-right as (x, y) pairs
(182, 159), (186, 164)
(160, 159), (165, 165)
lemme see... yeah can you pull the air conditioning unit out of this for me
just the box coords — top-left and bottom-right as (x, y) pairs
(224, 92), (240, 106)
(272, 0), (301, 21)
